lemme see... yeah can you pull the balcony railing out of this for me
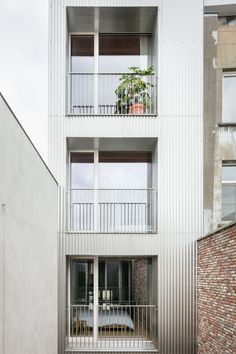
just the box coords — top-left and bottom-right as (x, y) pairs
(67, 73), (157, 115)
(66, 304), (158, 350)
(67, 188), (157, 233)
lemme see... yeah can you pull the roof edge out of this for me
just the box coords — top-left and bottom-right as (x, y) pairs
(0, 92), (58, 184)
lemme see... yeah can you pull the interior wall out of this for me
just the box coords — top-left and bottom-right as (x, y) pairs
(133, 259), (149, 304)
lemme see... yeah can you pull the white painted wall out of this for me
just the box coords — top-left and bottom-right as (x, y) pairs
(0, 94), (58, 354)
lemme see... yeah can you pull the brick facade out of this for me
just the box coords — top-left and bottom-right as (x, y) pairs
(197, 223), (236, 354)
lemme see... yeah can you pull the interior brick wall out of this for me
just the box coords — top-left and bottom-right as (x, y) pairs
(133, 258), (148, 304)
(197, 223), (236, 354)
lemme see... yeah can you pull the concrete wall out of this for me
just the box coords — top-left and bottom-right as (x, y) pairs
(0, 94), (58, 354)
(197, 223), (236, 354)
(204, 15), (236, 232)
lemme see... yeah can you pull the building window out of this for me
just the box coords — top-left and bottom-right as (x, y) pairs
(222, 74), (236, 123)
(222, 163), (236, 221)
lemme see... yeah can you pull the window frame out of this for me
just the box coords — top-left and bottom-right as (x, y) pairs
(222, 72), (236, 123)
(221, 162), (236, 222)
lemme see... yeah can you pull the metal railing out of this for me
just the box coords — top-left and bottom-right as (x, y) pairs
(66, 304), (157, 350)
(67, 73), (157, 115)
(67, 188), (157, 233)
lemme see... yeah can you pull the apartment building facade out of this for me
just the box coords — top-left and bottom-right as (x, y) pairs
(48, 0), (203, 353)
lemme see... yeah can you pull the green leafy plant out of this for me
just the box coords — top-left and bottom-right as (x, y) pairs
(115, 66), (154, 114)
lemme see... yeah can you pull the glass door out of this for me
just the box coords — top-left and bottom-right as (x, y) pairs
(70, 35), (95, 114)
(70, 152), (95, 231)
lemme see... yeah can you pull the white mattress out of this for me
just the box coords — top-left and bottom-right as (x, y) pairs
(73, 308), (134, 330)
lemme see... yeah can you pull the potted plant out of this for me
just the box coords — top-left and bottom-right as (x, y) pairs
(115, 66), (154, 115)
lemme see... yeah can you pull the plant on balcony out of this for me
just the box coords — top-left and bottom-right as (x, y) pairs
(115, 66), (154, 114)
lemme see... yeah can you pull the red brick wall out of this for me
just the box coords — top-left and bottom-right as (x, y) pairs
(197, 223), (236, 354)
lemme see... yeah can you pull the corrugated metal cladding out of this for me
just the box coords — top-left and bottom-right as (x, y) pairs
(48, 1), (203, 354)
(65, 233), (158, 255)
(67, 352), (157, 354)
(65, 116), (159, 138)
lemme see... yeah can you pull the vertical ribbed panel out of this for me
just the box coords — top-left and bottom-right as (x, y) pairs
(158, 1), (203, 354)
(48, 1), (203, 353)
(65, 233), (158, 255)
(65, 116), (159, 137)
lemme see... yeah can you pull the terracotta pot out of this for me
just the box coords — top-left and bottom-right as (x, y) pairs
(130, 103), (145, 115)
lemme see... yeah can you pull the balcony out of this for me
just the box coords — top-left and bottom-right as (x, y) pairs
(66, 304), (158, 351)
(67, 72), (157, 116)
(67, 188), (157, 233)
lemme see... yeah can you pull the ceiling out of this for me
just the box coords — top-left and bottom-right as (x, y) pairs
(67, 7), (158, 33)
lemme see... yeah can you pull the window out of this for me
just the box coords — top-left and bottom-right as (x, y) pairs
(99, 34), (149, 73)
(222, 74), (236, 123)
(70, 260), (94, 304)
(99, 260), (132, 304)
(71, 35), (94, 72)
(70, 259), (132, 304)
(70, 34), (150, 73)
(222, 163), (236, 221)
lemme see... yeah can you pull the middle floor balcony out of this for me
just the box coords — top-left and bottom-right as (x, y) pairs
(67, 188), (157, 233)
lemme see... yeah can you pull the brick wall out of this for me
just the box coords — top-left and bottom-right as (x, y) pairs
(133, 258), (148, 304)
(197, 222), (236, 354)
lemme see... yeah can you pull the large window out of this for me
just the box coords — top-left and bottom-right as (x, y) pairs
(70, 34), (150, 73)
(69, 151), (156, 232)
(70, 259), (132, 305)
(222, 163), (236, 221)
(70, 151), (152, 189)
(222, 74), (236, 123)
(99, 260), (132, 304)
(69, 34), (154, 114)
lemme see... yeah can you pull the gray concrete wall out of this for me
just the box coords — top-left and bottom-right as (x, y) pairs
(203, 15), (218, 233)
(204, 15), (236, 232)
(0, 94), (58, 354)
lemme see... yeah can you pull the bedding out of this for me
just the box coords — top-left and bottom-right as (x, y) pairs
(73, 308), (134, 330)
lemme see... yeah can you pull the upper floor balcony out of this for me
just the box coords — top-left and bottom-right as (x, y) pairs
(66, 7), (158, 117)
(67, 71), (157, 116)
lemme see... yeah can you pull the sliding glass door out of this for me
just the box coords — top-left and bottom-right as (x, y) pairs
(70, 259), (132, 305)
(99, 260), (132, 304)
(70, 260), (94, 304)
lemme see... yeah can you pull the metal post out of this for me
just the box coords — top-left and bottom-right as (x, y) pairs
(94, 10), (99, 114)
(67, 259), (71, 340)
(93, 257), (99, 345)
(94, 150), (99, 231)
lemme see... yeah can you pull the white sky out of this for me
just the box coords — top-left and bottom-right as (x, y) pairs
(0, 0), (48, 160)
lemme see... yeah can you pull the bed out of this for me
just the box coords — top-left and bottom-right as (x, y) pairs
(73, 307), (134, 331)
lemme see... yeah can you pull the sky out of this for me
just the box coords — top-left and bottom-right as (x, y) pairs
(0, 0), (48, 160)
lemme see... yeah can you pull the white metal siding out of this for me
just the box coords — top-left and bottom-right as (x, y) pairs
(65, 233), (158, 255)
(48, 1), (203, 353)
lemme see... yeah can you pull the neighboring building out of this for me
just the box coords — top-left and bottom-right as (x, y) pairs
(204, 10), (236, 233)
(0, 93), (58, 354)
(197, 222), (236, 354)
